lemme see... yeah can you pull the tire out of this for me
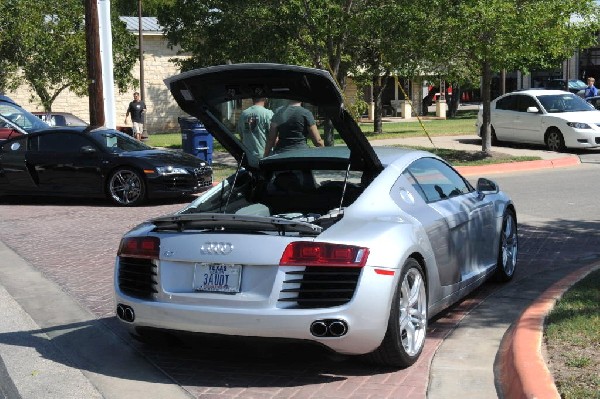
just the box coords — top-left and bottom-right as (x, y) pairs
(367, 258), (427, 368)
(546, 128), (566, 152)
(494, 210), (518, 282)
(491, 127), (500, 146)
(107, 167), (146, 206)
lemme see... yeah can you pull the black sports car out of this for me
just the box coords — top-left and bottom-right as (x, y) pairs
(0, 127), (212, 206)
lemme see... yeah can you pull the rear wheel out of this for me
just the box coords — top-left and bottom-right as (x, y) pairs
(494, 210), (518, 282)
(546, 128), (566, 152)
(491, 127), (500, 146)
(367, 258), (427, 367)
(107, 168), (146, 206)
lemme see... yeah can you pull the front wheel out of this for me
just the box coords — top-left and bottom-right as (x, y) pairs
(494, 210), (518, 282)
(107, 168), (146, 206)
(546, 129), (566, 152)
(367, 258), (427, 367)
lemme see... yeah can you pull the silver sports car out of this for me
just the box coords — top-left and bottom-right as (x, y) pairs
(114, 64), (518, 367)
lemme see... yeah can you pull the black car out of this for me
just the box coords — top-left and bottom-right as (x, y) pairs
(0, 127), (212, 206)
(585, 95), (600, 110)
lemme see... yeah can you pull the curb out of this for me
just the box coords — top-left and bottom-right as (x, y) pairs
(498, 262), (600, 399)
(455, 156), (580, 176)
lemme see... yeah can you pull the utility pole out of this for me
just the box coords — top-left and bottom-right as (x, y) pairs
(85, 0), (105, 126)
(138, 0), (147, 138)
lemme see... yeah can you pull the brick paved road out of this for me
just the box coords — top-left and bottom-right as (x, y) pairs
(1, 193), (598, 399)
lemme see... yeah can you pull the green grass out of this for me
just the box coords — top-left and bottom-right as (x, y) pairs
(544, 269), (600, 399)
(211, 163), (237, 183)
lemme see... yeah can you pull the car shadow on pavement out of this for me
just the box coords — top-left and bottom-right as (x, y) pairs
(0, 195), (195, 207)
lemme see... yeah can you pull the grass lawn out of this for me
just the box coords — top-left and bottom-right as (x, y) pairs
(544, 269), (600, 398)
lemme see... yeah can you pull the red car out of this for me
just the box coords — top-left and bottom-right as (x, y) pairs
(0, 95), (50, 141)
(32, 111), (134, 136)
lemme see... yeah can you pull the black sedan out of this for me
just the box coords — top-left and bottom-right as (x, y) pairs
(0, 127), (212, 206)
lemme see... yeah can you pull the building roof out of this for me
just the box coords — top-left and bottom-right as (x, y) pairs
(119, 16), (163, 35)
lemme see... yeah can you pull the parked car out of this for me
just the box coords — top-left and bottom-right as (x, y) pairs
(0, 96), (49, 142)
(476, 89), (600, 151)
(567, 79), (588, 96)
(32, 111), (89, 127)
(32, 111), (135, 136)
(539, 79), (587, 96)
(585, 95), (600, 110)
(0, 127), (212, 206)
(114, 64), (518, 367)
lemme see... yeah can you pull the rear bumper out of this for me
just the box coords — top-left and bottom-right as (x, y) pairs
(114, 293), (389, 355)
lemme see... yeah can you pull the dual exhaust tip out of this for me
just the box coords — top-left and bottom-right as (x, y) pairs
(116, 304), (135, 323)
(310, 319), (348, 337)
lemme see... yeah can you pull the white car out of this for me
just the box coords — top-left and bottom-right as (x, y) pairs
(115, 64), (518, 367)
(476, 89), (600, 151)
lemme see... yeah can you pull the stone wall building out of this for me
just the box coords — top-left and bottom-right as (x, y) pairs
(7, 17), (187, 133)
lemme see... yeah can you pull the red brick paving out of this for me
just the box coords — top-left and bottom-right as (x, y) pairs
(1, 195), (597, 398)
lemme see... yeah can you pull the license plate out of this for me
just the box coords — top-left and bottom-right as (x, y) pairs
(193, 263), (242, 293)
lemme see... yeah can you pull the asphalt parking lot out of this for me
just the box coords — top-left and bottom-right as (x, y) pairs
(0, 144), (599, 398)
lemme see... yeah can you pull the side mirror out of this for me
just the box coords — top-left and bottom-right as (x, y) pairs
(526, 106), (540, 113)
(477, 177), (499, 195)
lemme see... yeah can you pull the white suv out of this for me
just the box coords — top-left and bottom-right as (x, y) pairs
(476, 89), (600, 151)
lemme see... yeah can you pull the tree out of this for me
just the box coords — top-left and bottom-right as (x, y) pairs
(157, 0), (366, 140)
(438, 0), (600, 153)
(348, 1), (431, 133)
(0, 0), (138, 112)
(157, 0), (433, 135)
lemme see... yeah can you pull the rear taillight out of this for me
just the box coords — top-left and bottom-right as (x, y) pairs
(280, 242), (369, 267)
(118, 237), (160, 259)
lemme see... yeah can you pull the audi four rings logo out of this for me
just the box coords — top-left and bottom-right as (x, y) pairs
(200, 242), (234, 255)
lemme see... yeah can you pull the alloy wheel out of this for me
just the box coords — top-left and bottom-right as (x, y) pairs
(501, 213), (518, 277)
(546, 131), (564, 152)
(398, 267), (427, 356)
(109, 169), (144, 205)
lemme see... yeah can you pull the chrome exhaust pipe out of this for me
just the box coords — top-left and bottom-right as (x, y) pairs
(328, 320), (348, 337)
(116, 304), (125, 320)
(116, 304), (135, 322)
(124, 307), (135, 322)
(310, 321), (328, 337)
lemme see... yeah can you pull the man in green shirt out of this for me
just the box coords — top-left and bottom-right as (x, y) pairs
(237, 98), (274, 158)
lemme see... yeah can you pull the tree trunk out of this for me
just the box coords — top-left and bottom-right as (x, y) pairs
(481, 61), (492, 154)
(448, 83), (461, 118)
(372, 74), (390, 134)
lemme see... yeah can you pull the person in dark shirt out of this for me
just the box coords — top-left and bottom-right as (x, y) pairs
(263, 102), (324, 156)
(124, 92), (146, 140)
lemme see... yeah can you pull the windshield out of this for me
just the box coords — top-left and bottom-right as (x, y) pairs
(0, 101), (50, 132)
(536, 93), (594, 113)
(89, 129), (152, 152)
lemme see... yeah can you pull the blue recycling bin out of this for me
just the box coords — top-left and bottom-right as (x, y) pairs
(178, 117), (213, 164)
